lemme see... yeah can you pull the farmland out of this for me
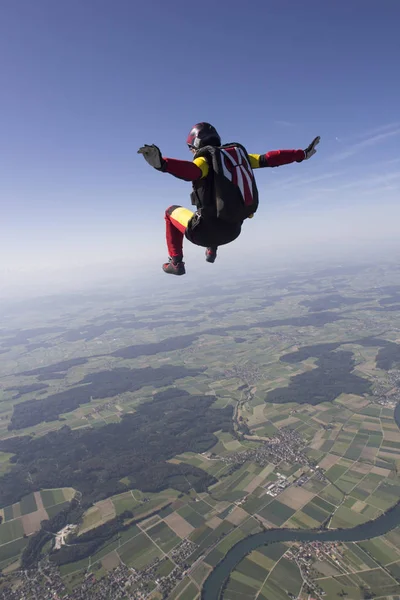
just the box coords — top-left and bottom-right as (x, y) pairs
(1, 262), (400, 598)
(24, 387), (399, 598)
(0, 488), (76, 571)
(226, 531), (400, 600)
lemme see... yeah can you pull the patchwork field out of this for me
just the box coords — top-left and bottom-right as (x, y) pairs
(0, 488), (76, 571)
(312, 532), (400, 599)
(225, 527), (400, 600)
(2, 391), (400, 597)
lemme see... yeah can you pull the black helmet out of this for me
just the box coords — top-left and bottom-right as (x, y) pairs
(186, 122), (221, 150)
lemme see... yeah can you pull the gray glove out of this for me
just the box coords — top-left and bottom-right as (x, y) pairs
(304, 136), (320, 160)
(137, 144), (166, 170)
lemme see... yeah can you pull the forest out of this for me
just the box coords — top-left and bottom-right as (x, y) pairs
(21, 357), (89, 376)
(5, 382), (49, 399)
(356, 338), (400, 370)
(112, 312), (342, 360)
(9, 365), (204, 429)
(59, 315), (192, 342)
(281, 342), (343, 363)
(1, 326), (64, 349)
(280, 337), (400, 372)
(0, 388), (233, 507)
(299, 293), (365, 312)
(266, 350), (372, 406)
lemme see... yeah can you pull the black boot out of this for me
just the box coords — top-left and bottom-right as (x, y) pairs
(205, 247), (217, 263)
(162, 256), (186, 276)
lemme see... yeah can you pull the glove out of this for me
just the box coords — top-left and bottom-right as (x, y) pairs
(137, 144), (166, 170)
(304, 136), (320, 160)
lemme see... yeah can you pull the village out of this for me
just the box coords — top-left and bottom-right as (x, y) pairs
(286, 540), (345, 599)
(373, 368), (400, 407)
(0, 554), (192, 600)
(206, 427), (322, 474)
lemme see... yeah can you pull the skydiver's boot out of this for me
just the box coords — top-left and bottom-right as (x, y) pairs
(162, 256), (186, 276)
(205, 247), (217, 263)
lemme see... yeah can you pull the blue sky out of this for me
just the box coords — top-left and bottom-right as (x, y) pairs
(1, 0), (400, 286)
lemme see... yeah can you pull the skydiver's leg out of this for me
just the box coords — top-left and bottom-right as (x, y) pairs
(205, 247), (218, 263)
(164, 205), (194, 258)
(163, 205), (194, 276)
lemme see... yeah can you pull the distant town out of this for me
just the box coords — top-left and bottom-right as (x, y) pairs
(205, 427), (320, 472)
(373, 368), (400, 407)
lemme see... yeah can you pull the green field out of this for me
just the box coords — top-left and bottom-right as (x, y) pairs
(330, 505), (370, 528)
(358, 537), (400, 566)
(112, 491), (142, 515)
(224, 574), (258, 599)
(146, 521), (180, 552)
(0, 537), (28, 564)
(301, 498), (332, 524)
(177, 582), (198, 600)
(235, 556), (270, 585)
(40, 489), (66, 508)
(226, 542), (292, 600)
(268, 557), (302, 597)
(0, 519), (24, 545)
(258, 543), (289, 563)
(0, 487), (77, 574)
(79, 505), (107, 533)
(19, 492), (37, 515)
(177, 505), (206, 529)
(118, 531), (162, 569)
(47, 501), (71, 518)
(3, 505), (15, 522)
(258, 500), (295, 526)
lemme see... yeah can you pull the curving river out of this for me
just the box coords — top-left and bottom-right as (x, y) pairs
(201, 402), (400, 599)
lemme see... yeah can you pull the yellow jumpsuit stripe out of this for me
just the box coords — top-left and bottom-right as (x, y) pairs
(193, 153), (261, 179)
(169, 206), (194, 229)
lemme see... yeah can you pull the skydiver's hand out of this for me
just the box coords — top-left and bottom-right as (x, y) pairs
(303, 136), (320, 160)
(137, 144), (166, 170)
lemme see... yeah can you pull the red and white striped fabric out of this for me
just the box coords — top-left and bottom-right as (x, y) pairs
(219, 146), (255, 207)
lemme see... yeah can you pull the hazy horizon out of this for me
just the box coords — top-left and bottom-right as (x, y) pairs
(1, 238), (400, 305)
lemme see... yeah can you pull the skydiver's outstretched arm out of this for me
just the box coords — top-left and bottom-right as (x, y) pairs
(137, 144), (202, 181)
(250, 136), (320, 169)
(137, 137), (320, 178)
(162, 158), (203, 181)
(254, 149), (305, 168)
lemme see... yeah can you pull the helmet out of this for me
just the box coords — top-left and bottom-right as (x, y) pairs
(186, 122), (221, 150)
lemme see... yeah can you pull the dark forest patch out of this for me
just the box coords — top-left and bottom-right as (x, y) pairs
(9, 365), (205, 430)
(266, 350), (371, 406)
(21, 357), (89, 377)
(114, 312), (343, 359)
(5, 383), (49, 399)
(1, 327), (65, 349)
(299, 294), (366, 312)
(0, 389), (233, 507)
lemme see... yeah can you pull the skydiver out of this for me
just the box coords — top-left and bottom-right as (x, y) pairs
(138, 123), (320, 276)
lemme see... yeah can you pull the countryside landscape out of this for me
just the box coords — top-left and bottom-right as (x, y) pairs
(1, 261), (400, 600)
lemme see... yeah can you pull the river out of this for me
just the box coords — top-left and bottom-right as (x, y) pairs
(201, 402), (400, 599)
